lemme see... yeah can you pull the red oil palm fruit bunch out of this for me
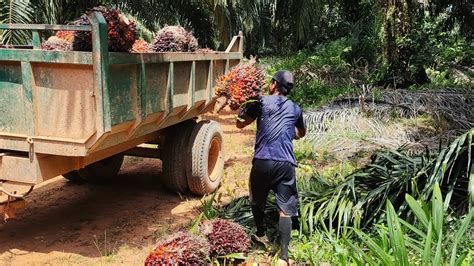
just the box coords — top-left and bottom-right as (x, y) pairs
(55, 31), (75, 43)
(199, 219), (251, 257)
(214, 59), (266, 112)
(41, 36), (72, 51)
(131, 39), (151, 53)
(72, 6), (136, 52)
(71, 14), (92, 51)
(42, 30), (74, 51)
(144, 232), (210, 265)
(152, 26), (199, 52)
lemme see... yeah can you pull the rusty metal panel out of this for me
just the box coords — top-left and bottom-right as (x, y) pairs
(143, 63), (168, 116)
(173, 62), (192, 108)
(195, 61), (210, 103)
(32, 63), (96, 140)
(0, 153), (83, 185)
(0, 61), (32, 135)
(213, 60), (226, 83)
(108, 64), (138, 125)
(0, 155), (39, 184)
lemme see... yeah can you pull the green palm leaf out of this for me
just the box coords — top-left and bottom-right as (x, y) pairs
(0, 0), (33, 45)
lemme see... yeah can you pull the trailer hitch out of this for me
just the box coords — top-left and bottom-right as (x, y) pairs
(0, 197), (26, 221)
(0, 184), (33, 221)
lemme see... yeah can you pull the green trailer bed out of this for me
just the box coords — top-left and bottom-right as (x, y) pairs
(0, 12), (242, 213)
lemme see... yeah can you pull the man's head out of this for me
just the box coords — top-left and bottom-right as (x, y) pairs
(269, 70), (294, 96)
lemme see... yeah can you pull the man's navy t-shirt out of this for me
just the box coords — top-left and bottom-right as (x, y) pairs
(239, 95), (305, 166)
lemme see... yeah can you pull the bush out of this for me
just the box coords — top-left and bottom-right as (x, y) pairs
(263, 38), (360, 108)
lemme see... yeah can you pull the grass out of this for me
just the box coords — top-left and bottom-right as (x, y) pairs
(347, 184), (474, 265)
(93, 231), (118, 258)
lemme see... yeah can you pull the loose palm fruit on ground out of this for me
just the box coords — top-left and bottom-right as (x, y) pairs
(144, 232), (210, 265)
(199, 219), (251, 257)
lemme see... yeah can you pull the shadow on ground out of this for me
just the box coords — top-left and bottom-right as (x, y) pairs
(0, 158), (199, 259)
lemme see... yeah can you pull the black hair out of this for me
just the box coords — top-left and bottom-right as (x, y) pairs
(272, 79), (290, 95)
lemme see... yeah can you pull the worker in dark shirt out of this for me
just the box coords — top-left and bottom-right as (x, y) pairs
(236, 70), (306, 265)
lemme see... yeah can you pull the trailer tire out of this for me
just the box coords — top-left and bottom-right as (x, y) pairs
(77, 154), (125, 182)
(161, 120), (197, 193)
(63, 171), (83, 183)
(186, 120), (224, 196)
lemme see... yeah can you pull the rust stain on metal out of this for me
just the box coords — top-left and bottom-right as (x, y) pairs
(0, 29), (243, 192)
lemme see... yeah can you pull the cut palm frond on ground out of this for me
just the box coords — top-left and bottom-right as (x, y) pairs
(211, 129), (473, 237)
(300, 128), (473, 235)
(304, 89), (473, 138)
(302, 88), (473, 160)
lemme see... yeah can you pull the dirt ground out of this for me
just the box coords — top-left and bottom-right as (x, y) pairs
(0, 110), (255, 266)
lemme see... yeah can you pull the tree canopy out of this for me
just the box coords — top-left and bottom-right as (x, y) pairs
(1, 0), (472, 87)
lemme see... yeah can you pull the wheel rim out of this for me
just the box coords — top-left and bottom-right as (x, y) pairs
(208, 136), (222, 182)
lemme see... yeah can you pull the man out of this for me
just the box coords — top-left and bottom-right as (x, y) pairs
(236, 70), (306, 265)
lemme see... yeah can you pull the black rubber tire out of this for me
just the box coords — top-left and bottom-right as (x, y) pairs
(63, 170), (83, 183)
(77, 154), (124, 183)
(161, 120), (197, 193)
(186, 120), (224, 196)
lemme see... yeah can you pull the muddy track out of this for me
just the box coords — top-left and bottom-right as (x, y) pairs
(0, 111), (254, 265)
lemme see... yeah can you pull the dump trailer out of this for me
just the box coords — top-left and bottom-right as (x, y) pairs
(0, 12), (243, 217)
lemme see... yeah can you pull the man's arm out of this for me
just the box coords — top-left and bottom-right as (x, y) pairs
(294, 110), (306, 139)
(295, 126), (306, 139)
(235, 101), (260, 129)
(236, 115), (255, 129)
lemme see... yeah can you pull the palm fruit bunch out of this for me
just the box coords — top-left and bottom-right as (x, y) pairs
(42, 30), (76, 51)
(56, 31), (75, 42)
(41, 36), (72, 51)
(72, 6), (136, 52)
(130, 39), (151, 53)
(214, 59), (266, 112)
(199, 219), (251, 257)
(152, 26), (198, 52)
(144, 232), (210, 265)
(71, 14), (92, 51)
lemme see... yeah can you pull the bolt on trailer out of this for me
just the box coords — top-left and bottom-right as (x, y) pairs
(0, 11), (243, 218)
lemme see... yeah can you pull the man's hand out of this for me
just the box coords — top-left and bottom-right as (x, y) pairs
(236, 100), (260, 129)
(294, 126), (306, 140)
(236, 115), (255, 129)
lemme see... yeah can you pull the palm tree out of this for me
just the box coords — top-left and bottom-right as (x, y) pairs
(1, 0), (331, 52)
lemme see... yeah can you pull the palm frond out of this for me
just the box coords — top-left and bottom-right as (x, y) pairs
(212, 129), (473, 239)
(348, 183), (474, 264)
(304, 88), (474, 140)
(291, 0), (323, 46)
(303, 128), (473, 235)
(0, 0), (33, 45)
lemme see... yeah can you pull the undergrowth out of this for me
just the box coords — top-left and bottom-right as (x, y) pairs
(201, 128), (474, 264)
